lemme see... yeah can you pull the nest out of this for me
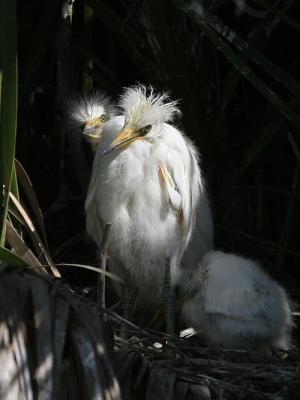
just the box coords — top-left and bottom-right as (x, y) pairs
(104, 308), (300, 400)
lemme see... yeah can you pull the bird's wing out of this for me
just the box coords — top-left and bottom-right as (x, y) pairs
(159, 164), (182, 210)
(159, 140), (201, 243)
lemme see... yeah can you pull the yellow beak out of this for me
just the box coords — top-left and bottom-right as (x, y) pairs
(83, 116), (102, 138)
(101, 127), (139, 156)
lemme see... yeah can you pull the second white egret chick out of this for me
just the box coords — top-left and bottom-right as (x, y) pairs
(85, 85), (204, 333)
(181, 250), (293, 352)
(66, 92), (116, 152)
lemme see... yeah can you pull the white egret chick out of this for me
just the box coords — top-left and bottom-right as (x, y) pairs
(66, 92), (116, 152)
(181, 250), (293, 351)
(85, 85), (206, 333)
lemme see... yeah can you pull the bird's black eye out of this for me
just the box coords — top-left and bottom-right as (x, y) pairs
(100, 114), (107, 123)
(138, 125), (152, 136)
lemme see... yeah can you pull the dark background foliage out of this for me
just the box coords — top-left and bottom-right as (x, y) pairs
(16, 0), (300, 314)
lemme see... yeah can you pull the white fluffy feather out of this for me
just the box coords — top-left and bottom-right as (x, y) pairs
(65, 91), (116, 152)
(85, 85), (212, 307)
(119, 85), (181, 128)
(66, 91), (115, 124)
(181, 250), (293, 350)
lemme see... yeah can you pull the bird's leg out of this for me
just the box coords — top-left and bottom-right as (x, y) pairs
(162, 259), (176, 335)
(123, 278), (137, 322)
(121, 271), (137, 338)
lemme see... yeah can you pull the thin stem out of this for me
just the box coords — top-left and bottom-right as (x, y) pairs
(97, 223), (111, 308)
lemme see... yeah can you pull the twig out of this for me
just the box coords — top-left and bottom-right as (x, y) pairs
(97, 223), (111, 308)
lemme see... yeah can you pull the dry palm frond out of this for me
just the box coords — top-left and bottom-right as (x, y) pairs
(0, 261), (121, 400)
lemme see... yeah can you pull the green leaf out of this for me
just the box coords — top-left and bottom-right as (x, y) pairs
(10, 163), (19, 199)
(15, 159), (48, 249)
(0, 0), (18, 245)
(8, 192), (61, 277)
(0, 246), (26, 267)
(5, 221), (44, 270)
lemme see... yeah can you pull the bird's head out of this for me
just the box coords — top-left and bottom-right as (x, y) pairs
(101, 85), (181, 156)
(66, 92), (115, 140)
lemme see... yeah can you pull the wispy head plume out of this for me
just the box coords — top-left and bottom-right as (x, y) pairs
(118, 84), (181, 128)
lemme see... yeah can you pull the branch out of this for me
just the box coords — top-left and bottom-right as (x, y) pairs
(97, 223), (112, 308)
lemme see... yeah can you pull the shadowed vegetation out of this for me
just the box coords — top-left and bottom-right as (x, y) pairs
(1, 0), (300, 398)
